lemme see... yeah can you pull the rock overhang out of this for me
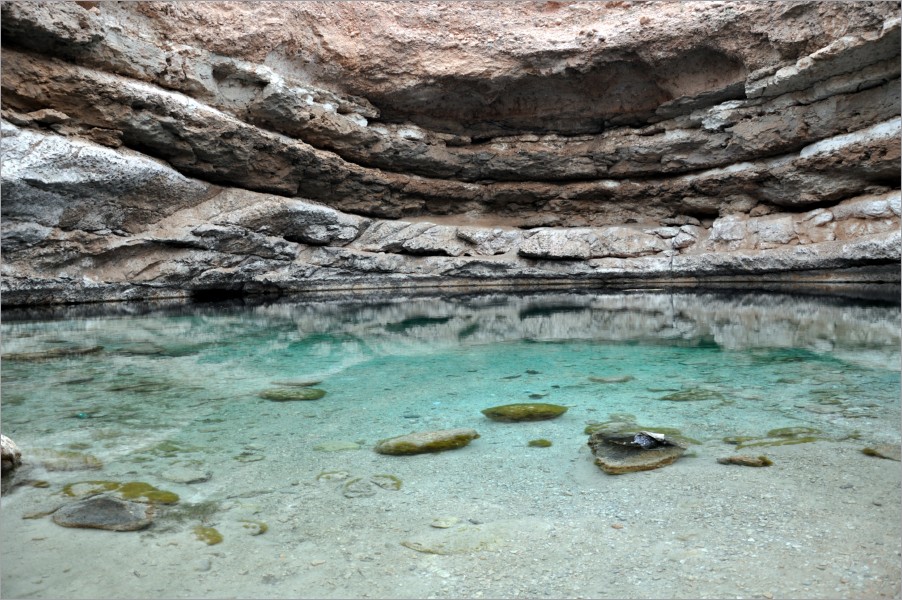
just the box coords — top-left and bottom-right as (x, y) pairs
(0, 1), (899, 305)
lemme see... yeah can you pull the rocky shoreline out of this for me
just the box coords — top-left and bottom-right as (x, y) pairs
(1, 2), (899, 306)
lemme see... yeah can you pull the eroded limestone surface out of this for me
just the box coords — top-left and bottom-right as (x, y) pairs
(1, 2), (898, 305)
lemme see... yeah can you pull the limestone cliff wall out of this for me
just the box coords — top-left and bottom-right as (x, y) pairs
(1, 1), (899, 305)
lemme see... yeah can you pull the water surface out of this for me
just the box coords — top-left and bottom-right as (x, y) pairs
(2, 291), (899, 599)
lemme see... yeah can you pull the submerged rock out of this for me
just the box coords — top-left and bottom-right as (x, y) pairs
(1, 434), (22, 475)
(588, 431), (686, 475)
(481, 403), (568, 422)
(717, 455), (774, 467)
(271, 379), (322, 387)
(861, 444), (902, 461)
(588, 375), (635, 384)
(31, 449), (103, 471)
(374, 428), (479, 455)
(159, 466), (212, 484)
(62, 480), (180, 504)
(658, 387), (725, 402)
(52, 495), (153, 531)
(259, 388), (326, 401)
(1, 346), (103, 361)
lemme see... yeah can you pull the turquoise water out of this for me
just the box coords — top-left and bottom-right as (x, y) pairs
(1, 291), (899, 599)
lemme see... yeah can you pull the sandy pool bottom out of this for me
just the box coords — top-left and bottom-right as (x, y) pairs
(2, 436), (899, 600)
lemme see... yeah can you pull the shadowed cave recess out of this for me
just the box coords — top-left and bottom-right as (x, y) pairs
(1, 0), (899, 305)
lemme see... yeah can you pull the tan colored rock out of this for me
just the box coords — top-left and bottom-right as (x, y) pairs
(374, 428), (479, 456)
(588, 432), (686, 475)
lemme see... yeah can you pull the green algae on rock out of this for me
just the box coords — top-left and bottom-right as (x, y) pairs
(193, 525), (223, 545)
(724, 426), (826, 449)
(118, 481), (180, 504)
(481, 403), (567, 422)
(259, 388), (327, 401)
(767, 426), (822, 437)
(528, 439), (553, 448)
(375, 428), (479, 455)
(62, 480), (179, 504)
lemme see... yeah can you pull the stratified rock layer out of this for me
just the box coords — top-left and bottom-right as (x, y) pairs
(1, 1), (898, 305)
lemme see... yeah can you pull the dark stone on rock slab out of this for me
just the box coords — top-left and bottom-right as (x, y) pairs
(481, 403), (568, 422)
(375, 428), (479, 455)
(588, 431), (686, 474)
(52, 495), (153, 531)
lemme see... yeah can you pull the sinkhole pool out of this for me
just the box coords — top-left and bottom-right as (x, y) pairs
(1, 290), (900, 599)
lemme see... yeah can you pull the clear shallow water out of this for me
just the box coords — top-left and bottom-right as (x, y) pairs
(1, 290), (900, 599)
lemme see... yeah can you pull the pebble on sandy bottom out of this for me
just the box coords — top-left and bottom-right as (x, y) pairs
(431, 517), (461, 529)
(160, 466), (212, 484)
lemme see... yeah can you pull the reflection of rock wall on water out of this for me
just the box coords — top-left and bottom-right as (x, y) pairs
(8, 293), (894, 369)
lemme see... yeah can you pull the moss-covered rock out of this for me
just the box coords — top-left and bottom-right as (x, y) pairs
(375, 428), (479, 455)
(724, 426), (825, 449)
(193, 525), (223, 545)
(481, 403), (567, 422)
(767, 426), (821, 438)
(528, 439), (553, 448)
(62, 480), (179, 504)
(259, 388), (326, 401)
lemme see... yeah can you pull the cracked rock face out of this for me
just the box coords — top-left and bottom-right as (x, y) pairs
(1, 1), (899, 305)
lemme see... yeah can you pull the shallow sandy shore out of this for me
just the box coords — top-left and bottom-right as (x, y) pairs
(2, 435), (899, 599)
